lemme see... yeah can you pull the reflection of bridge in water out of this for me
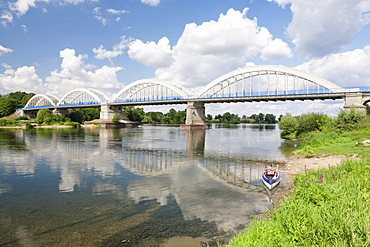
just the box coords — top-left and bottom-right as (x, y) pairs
(2, 128), (283, 194)
(1, 127), (277, 230)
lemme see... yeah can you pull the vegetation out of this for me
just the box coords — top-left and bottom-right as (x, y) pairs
(0, 91), (34, 117)
(279, 109), (368, 140)
(208, 112), (277, 124)
(228, 159), (370, 247)
(228, 109), (370, 247)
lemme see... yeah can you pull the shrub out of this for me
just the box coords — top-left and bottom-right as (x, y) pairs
(14, 116), (29, 121)
(278, 113), (297, 139)
(296, 112), (327, 137)
(112, 114), (121, 124)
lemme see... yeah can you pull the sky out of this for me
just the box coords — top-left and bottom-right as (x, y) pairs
(1, 0), (370, 117)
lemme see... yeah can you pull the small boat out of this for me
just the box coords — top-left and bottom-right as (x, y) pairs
(262, 164), (281, 189)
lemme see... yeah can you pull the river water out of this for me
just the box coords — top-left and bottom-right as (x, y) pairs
(0, 124), (295, 246)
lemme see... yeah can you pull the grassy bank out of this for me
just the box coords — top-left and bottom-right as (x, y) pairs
(228, 158), (370, 246)
(228, 110), (370, 247)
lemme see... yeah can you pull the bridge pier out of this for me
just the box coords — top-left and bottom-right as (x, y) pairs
(100, 104), (124, 120)
(344, 93), (366, 114)
(180, 102), (209, 130)
(53, 108), (69, 116)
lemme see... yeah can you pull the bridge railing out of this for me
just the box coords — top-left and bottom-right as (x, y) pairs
(113, 96), (186, 103)
(200, 88), (347, 99)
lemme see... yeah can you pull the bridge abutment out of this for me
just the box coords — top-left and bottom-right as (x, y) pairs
(100, 104), (124, 120)
(180, 102), (209, 130)
(16, 110), (37, 119)
(344, 93), (366, 114)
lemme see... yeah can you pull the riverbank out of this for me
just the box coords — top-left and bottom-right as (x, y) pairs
(270, 154), (357, 207)
(228, 153), (369, 247)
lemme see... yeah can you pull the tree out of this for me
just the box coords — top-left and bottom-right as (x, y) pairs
(278, 113), (298, 139)
(69, 109), (85, 123)
(112, 114), (121, 124)
(0, 97), (16, 117)
(82, 108), (100, 121)
(35, 109), (54, 124)
(265, 113), (276, 124)
(296, 112), (326, 136)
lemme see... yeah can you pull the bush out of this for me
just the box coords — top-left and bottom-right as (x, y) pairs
(336, 108), (365, 130)
(14, 116), (29, 121)
(296, 112), (327, 137)
(279, 113), (297, 139)
(112, 114), (121, 124)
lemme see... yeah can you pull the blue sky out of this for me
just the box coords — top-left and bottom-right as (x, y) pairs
(1, 0), (370, 116)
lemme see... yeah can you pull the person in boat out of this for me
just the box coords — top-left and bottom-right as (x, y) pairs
(265, 164), (276, 176)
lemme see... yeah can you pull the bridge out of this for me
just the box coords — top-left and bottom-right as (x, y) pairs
(19, 65), (370, 129)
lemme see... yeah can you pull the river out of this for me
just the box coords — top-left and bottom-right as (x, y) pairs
(0, 124), (295, 246)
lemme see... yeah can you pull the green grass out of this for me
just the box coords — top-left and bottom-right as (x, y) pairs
(228, 159), (370, 247)
(293, 128), (370, 157)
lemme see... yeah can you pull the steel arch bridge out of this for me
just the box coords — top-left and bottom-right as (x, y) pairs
(20, 65), (369, 127)
(112, 78), (193, 103)
(198, 65), (343, 99)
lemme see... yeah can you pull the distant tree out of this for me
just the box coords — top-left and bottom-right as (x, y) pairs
(265, 113), (276, 124)
(69, 109), (85, 123)
(257, 113), (265, 123)
(250, 114), (257, 121)
(0, 97), (16, 117)
(206, 114), (213, 121)
(8, 91), (35, 108)
(112, 114), (121, 124)
(124, 106), (144, 123)
(35, 109), (54, 124)
(82, 108), (100, 121)
(148, 112), (164, 123)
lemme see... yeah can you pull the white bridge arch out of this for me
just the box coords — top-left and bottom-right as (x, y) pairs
(112, 78), (193, 103)
(57, 88), (110, 106)
(24, 94), (60, 108)
(197, 65), (343, 99)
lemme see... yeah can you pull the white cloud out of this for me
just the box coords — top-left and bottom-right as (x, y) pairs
(1, 10), (13, 26)
(269, 0), (370, 57)
(93, 45), (123, 59)
(106, 9), (129, 15)
(2, 0), (98, 25)
(21, 24), (28, 33)
(261, 38), (293, 61)
(140, 0), (161, 6)
(128, 37), (173, 68)
(45, 48), (123, 95)
(9, 0), (49, 16)
(296, 45), (370, 88)
(94, 15), (108, 25)
(0, 64), (43, 94)
(93, 36), (131, 60)
(0, 45), (13, 56)
(63, 0), (98, 4)
(127, 8), (292, 88)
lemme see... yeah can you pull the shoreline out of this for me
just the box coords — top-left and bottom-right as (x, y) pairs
(270, 154), (355, 207)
